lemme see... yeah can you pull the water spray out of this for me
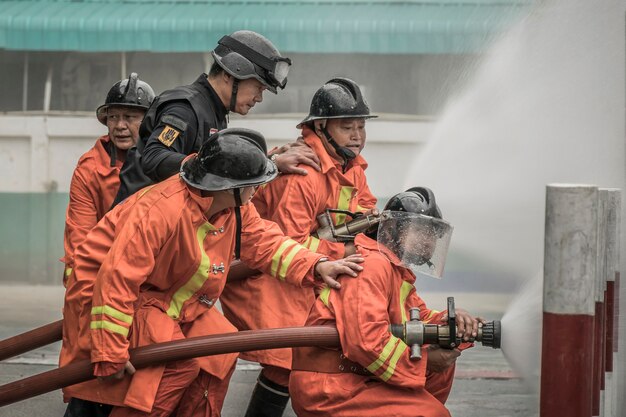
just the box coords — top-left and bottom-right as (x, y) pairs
(390, 297), (501, 360)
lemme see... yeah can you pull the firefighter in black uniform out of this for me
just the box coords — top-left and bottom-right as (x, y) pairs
(113, 30), (320, 206)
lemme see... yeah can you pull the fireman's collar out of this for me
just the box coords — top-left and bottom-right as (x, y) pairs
(354, 234), (417, 283)
(301, 126), (368, 174)
(181, 154), (216, 213)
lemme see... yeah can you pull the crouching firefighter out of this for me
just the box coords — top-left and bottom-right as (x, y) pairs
(60, 128), (364, 417)
(220, 77), (378, 417)
(290, 187), (485, 417)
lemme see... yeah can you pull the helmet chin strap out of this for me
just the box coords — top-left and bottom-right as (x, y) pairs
(320, 125), (356, 167)
(229, 79), (240, 112)
(233, 188), (243, 259)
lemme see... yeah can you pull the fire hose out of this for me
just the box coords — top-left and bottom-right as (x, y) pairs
(0, 297), (501, 407)
(0, 326), (340, 407)
(0, 260), (258, 362)
(0, 210), (378, 362)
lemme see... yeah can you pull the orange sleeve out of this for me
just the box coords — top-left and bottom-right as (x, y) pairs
(63, 160), (99, 271)
(328, 263), (428, 389)
(239, 203), (323, 288)
(93, 361), (126, 377)
(355, 170), (378, 212)
(252, 172), (346, 260)
(89, 205), (174, 364)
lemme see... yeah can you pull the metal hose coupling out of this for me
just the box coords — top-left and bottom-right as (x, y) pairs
(389, 297), (502, 360)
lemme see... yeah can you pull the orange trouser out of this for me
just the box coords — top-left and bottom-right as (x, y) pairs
(109, 364), (235, 417)
(109, 358), (199, 417)
(176, 365), (237, 417)
(289, 365), (455, 417)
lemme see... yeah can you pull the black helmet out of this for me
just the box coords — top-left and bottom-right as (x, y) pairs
(368, 187), (442, 241)
(96, 73), (155, 125)
(384, 187), (442, 219)
(212, 30), (291, 94)
(297, 78), (378, 128)
(180, 128), (278, 191)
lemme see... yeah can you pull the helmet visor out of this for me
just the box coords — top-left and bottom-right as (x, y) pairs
(376, 211), (453, 279)
(270, 58), (291, 89)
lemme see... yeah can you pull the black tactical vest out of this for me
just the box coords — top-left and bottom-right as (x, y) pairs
(138, 77), (228, 154)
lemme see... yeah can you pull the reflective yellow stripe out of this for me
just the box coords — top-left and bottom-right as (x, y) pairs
(335, 186), (354, 225)
(65, 267), (72, 277)
(424, 309), (441, 323)
(308, 236), (320, 252)
(90, 320), (129, 337)
(380, 342), (408, 381)
(91, 305), (133, 324)
(270, 239), (297, 278)
(319, 286), (331, 307)
(356, 204), (367, 212)
(399, 281), (414, 324)
(166, 223), (214, 319)
(367, 335), (400, 373)
(278, 243), (307, 281)
(138, 185), (156, 199)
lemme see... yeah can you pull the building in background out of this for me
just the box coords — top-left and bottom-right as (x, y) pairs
(0, 0), (531, 283)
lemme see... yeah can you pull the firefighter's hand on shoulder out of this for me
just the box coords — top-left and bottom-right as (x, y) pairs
(95, 360), (136, 382)
(270, 138), (321, 175)
(426, 346), (460, 373)
(314, 254), (364, 289)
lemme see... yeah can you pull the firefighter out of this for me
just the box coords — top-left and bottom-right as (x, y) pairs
(113, 30), (320, 207)
(60, 128), (363, 417)
(289, 187), (484, 417)
(61, 73), (155, 287)
(220, 78), (378, 416)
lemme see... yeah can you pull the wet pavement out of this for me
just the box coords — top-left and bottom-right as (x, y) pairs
(0, 285), (537, 417)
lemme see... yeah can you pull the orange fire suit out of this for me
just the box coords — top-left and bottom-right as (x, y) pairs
(60, 174), (324, 415)
(290, 234), (456, 417)
(220, 126), (376, 377)
(61, 135), (123, 285)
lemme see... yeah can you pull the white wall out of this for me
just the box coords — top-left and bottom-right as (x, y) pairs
(0, 113), (433, 198)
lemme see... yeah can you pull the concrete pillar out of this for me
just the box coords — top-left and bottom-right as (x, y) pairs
(593, 190), (608, 416)
(602, 189), (620, 417)
(541, 184), (598, 417)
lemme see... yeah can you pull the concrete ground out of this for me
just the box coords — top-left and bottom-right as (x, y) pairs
(0, 285), (537, 417)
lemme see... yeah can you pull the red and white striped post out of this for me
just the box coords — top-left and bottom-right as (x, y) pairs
(593, 190), (608, 417)
(603, 189), (620, 417)
(541, 184), (598, 417)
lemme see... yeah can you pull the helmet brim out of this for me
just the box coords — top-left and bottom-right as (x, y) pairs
(180, 157), (278, 191)
(212, 51), (279, 94)
(96, 103), (149, 125)
(296, 114), (378, 129)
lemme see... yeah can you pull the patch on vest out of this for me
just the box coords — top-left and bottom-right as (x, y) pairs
(158, 125), (180, 147)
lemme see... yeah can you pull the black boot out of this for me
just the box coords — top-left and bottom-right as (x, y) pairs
(243, 372), (290, 417)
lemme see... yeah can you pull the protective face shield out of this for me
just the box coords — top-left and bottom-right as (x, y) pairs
(212, 32), (291, 93)
(376, 211), (453, 279)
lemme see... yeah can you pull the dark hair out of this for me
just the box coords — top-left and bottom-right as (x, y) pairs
(208, 61), (224, 78)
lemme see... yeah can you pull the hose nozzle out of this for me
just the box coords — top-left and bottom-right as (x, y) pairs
(477, 320), (501, 349)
